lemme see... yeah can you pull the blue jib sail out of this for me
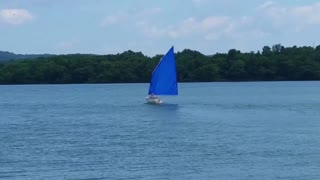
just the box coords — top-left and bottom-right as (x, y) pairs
(148, 46), (178, 95)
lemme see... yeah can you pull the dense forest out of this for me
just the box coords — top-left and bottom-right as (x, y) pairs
(0, 44), (320, 84)
(0, 51), (54, 62)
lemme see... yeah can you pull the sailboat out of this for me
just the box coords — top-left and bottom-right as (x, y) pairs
(146, 46), (178, 104)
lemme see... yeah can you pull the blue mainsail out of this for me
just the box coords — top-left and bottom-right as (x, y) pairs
(148, 46), (178, 95)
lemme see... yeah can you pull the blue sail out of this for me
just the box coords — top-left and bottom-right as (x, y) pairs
(148, 46), (178, 95)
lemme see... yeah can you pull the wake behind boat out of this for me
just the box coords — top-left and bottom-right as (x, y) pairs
(146, 46), (178, 104)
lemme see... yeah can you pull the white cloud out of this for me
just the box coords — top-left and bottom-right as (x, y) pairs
(291, 3), (320, 25)
(100, 7), (162, 27)
(101, 1), (320, 46)
(165, 16), (232, 39)
(0, 9), (33, 25)
(137, 15), (267, 42)
(258, 1), (276, 9)
(259, 1), (320, 28)
(136, 2), (320, 42)
(138, 16), (231, 38)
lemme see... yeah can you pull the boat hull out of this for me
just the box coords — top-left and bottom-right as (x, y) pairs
(145, 97), (163, 104)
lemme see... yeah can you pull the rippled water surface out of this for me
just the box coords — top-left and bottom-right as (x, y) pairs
(1, 82), (320, 179)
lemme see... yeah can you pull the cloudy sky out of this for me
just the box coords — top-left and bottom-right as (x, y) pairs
(0, 0), (320, 56)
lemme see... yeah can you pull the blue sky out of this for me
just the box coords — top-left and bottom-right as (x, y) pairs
(1, 0), (320, 56)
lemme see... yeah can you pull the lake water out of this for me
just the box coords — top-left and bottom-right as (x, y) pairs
(1, 82), (320, 180)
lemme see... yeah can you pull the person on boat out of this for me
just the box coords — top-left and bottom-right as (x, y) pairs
(149, 93), (157, 99)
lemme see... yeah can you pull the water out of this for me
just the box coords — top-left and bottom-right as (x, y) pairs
(1, 82), (320, 180)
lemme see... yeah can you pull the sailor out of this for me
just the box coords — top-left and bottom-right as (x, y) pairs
(150, 93), (157, 99)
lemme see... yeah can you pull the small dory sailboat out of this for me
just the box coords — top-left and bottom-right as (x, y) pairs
(146, 46), (178, 104)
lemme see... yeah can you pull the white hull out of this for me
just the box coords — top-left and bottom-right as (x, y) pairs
(145, 96), (163, 104)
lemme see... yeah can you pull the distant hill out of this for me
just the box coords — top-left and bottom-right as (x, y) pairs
(0, 51), (54, 62)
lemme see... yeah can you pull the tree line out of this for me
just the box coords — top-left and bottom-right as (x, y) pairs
(0, 44), (320, 84)
(0, 50), (53, 62)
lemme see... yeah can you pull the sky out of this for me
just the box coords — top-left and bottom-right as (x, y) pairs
(1, 0), (320, 56)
